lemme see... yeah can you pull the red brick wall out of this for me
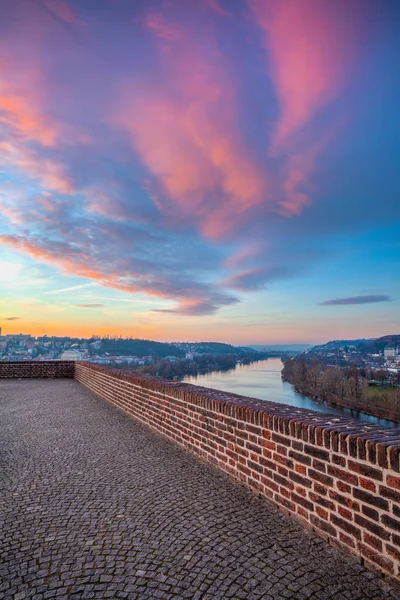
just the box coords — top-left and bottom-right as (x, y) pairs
(75, 362), (400, 582)
(0, 360), (74, 378)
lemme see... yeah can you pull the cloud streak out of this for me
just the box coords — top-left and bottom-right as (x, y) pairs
(76, 303), (104, 308)
(1, 316), (22, 321)
(319, 295), (393, 306)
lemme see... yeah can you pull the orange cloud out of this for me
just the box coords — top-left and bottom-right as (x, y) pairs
(0, 93), (57, 147)
(119, 10), (268, 238)
(0, 51), (59, 147)
(0, 235), (235, 315)
(0, 141), (72, 194)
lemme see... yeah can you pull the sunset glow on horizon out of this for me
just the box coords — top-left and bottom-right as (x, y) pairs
(1, 0), (399, 344)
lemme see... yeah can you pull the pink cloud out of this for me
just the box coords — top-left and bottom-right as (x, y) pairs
(247, 0), (360, 216)
(0, 82), (58, 147)
(0, 142), (72, 194)
(249, 0), (355, 152)
(118, 10), (268, 238)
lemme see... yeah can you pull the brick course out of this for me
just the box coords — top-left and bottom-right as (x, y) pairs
(0, 360), (74, 378)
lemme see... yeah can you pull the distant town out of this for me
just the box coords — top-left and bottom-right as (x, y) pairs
(0, 331), (281, 378)
(0, 331), (398, 372)
(303, 335), (400, 374)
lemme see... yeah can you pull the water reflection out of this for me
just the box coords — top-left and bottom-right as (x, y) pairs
(182, 358), (399, 430)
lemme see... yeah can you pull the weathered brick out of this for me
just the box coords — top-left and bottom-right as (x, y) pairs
(327, 465), (358, 486)
(289, 471), (312, 488)
(347, 460), (383, 481)
(288, 450), (311, 466)
(354, 515), (390, 540)
(386, 543), (400, 562)
(246, 424), (262, 436)
(274, 493), (295, 512)
(353, 488), (388, 511)
(379, 485), (400, 502)
(291, 492), (314, 512)
(294, 463), (307, 475)
(359, 544), (395, 574)
(362, 505), (379, 522)
(381, 515), (400, 533)
(376, 444), (389, 469)
(316, 506), (328, 520)
(259, 456), (277, 471)
(247, 459), (263, 474)
(312, 458), (327, 473)
(359, 477), (376, 492)
(338, 506), (353, 521)
(337, 480), (351, 494)
(332, 454), (346, 467)
(330, 514), (361, 539)
(310, 515), (337, 538)
(329, 491), (359, 511)
(363, 532), (382, 552)
(309, 492), (335, 511)
(387, 475), (400, 490)
(273, 472), (293, 489)
(304, 445), (330, 462)
(292, 440), (303, 452)
(339, 531), (356, 549)
(246, 442), (261, 455)
(313, 482), (328, 496)
(271, 432), (290, 446)
(273, 454), (293, 469)
(309, 469), (333, 487)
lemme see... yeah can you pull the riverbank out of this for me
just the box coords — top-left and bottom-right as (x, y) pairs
(281, 361), (400, 425)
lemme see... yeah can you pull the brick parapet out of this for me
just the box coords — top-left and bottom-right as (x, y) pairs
(0, 360), (75, 379)
(75, 361), (400, 583)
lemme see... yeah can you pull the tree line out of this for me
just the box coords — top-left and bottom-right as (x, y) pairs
(282, 357), (400, 420)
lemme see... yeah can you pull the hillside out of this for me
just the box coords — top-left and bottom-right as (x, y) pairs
(100, 338), (184, 358)
(308, 335), (399, 354)
(173, 341), (243, 355)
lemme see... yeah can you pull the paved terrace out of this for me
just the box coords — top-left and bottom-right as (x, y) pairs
(1, 379), (400, 600)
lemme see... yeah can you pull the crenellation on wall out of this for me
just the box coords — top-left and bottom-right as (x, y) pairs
(74, 361), (400, 583)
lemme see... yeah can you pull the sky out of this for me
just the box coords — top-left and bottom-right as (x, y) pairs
(0, 0), (399, 345)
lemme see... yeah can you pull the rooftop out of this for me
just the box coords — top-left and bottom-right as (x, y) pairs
(2, 378), (400, 600)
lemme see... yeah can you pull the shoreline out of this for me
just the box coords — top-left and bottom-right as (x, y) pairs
(281, 374), (400, 425)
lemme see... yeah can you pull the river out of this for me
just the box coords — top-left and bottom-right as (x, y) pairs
(182, 358), (399, 429)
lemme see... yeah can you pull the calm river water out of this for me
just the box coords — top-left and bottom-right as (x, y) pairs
(183, 358), (399, 429)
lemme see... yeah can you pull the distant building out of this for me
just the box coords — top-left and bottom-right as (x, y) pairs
(60, 349), (81, 360)
(89, 340), (102, 350)
(384, 348), (398, 360)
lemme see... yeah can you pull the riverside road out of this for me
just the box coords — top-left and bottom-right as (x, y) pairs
(1, 379), (400, 600)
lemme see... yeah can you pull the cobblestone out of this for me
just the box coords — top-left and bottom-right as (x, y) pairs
(1, 379), (400, 600)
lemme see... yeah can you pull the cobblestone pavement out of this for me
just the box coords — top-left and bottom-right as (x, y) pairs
(2, 379), (400, 600)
